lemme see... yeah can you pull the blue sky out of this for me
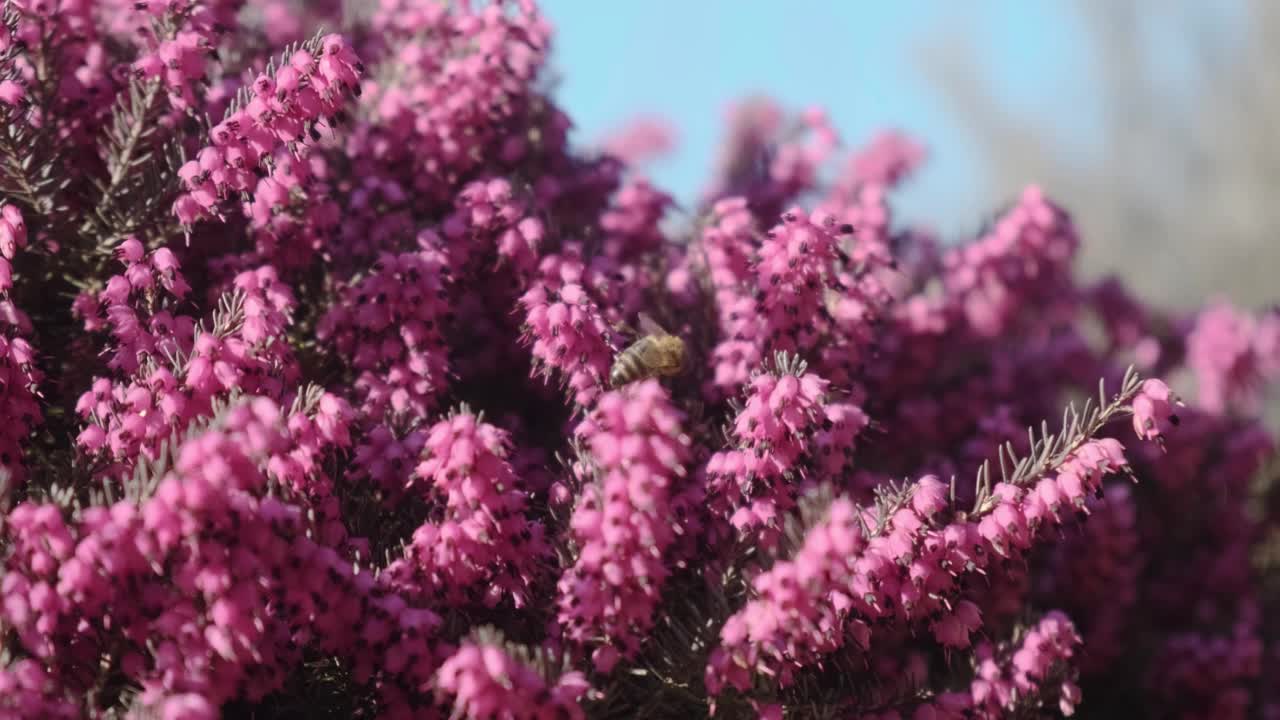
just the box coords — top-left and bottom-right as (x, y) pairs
(537, 1), (1101, 234)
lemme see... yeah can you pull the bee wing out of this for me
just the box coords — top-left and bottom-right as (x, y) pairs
(633, 336), (668, 363)
(636, 312), (669, 338)
(631, 339), (678, 376)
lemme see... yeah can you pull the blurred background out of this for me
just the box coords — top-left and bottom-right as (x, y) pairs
(540, 0), (1275, 312)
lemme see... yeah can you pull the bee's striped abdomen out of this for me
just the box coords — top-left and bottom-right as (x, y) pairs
(610, 337), (654, 387)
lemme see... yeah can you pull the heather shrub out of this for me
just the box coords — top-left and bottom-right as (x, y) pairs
(0, 1), (1277, 719)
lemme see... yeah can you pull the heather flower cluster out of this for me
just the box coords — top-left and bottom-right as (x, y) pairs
(0, 2), (1277, 718)
(0, 204), (40, 488)
(557, 380), (693, 669)
(707, 354), (867, 545)
(1187, 301), (1280, 416)
(436, 637), (591, 720)
(385, 409), (548, 609)
(173, 33), (363, 227)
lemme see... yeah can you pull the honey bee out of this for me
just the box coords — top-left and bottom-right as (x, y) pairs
(609, 313), (687, 388)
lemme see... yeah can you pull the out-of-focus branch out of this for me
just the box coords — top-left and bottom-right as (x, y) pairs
(918, 0), (1280, 309)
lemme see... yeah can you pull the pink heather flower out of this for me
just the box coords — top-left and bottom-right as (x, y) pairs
(1143, 606), (1264, 720)
(8, 397), (443, 713)
(519, 278), (615, 408)
(436, 641), (590, 720)
(753, 208), (846, 354)
(931, 600), (984, 650)
(351, 424), (425, 496)
(317, 249), (451, 421)
(840, 129), (927, 189)
(941, 185), (1078, 338)
(1131, 378), (1181, 444)
(156, 693), (218, 720)
(0, 204), (27, 286)
(1009, 612), (1082, 697)
(1039, 485), (1140, 673)
(0, 305), (42, 489)
(811, 402), (870, 481)
(704, 197), (767, 395)
(0, 78), (26, 106)
(1186, 301), (1280, 416)
(0, 659), (78, 718)
(914, 611), (1082, 719)
(363, 0), (554, 203)
(912, 475), (949, 519)
(173, 34), (363, 227)
(597, 179), (672, 262)
(75, 255), (298, 477)
(710, 429), (1137, 695)
(706, 99), (839, 217)
(707, 496), (870, 693)
(708, 355), (859, 545)
(599, 115), (677, 166)
(557, 380), (691, 663)
(230, 151), (346, 271)
(437, 177), (547, 278)
(707, 189), (891, 397)
(0, 1), (1266, 714)
(385, 409), (548, 608)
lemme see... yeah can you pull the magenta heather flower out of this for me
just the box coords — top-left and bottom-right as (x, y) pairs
(1039, 484), (1141, 673)
(0, 78), (25, 107)
(436, 640), (590, 720)
(1186, 301), (1280, 416)
(130, 4), (221, 113)
(6, 397), (443, 714)
(0, 659), (78, 719)
(0, 202), (26, 294)
(351, 423), (425, 498)
(702, 196), (766, 395)
(1130, 378), (1181, 445)
(942, 185), (1079, 338)
(1145, 605), (1264, 720)
(704, 196), (890, 398)
(967, 611), (1084, 717)
(80, 238), (194, 375)
(706, 100), (839, 217)
(0, 210), (40, 491)
(385, 409), (549, 608)
(598, 178), (671, 263)
(817, 130), (920, 328)
(317, 248), (451, 421)
(266, 388), (355, 546)
(237, 151), (344, 272)
(520, 276), (616, 408)
(440, 177), (547, 278)
(706, 354), (864, 544)
(173, 33), (363, 227)
(557, 380), (692, 666)
(0, 0), (1276, 715)
(840, 129), (927, 189)
(361, 0), (553, 203)
(599, 115), (676, 166)
(812, 401), (871, 481)
(1, 503), (78, 661)
(75, 259), (299, 477)
(704, 496), (871, 693)
(707, 431), (1143, 695)
(853, 612), (1084, 720)
(753, 208), (848, 355)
